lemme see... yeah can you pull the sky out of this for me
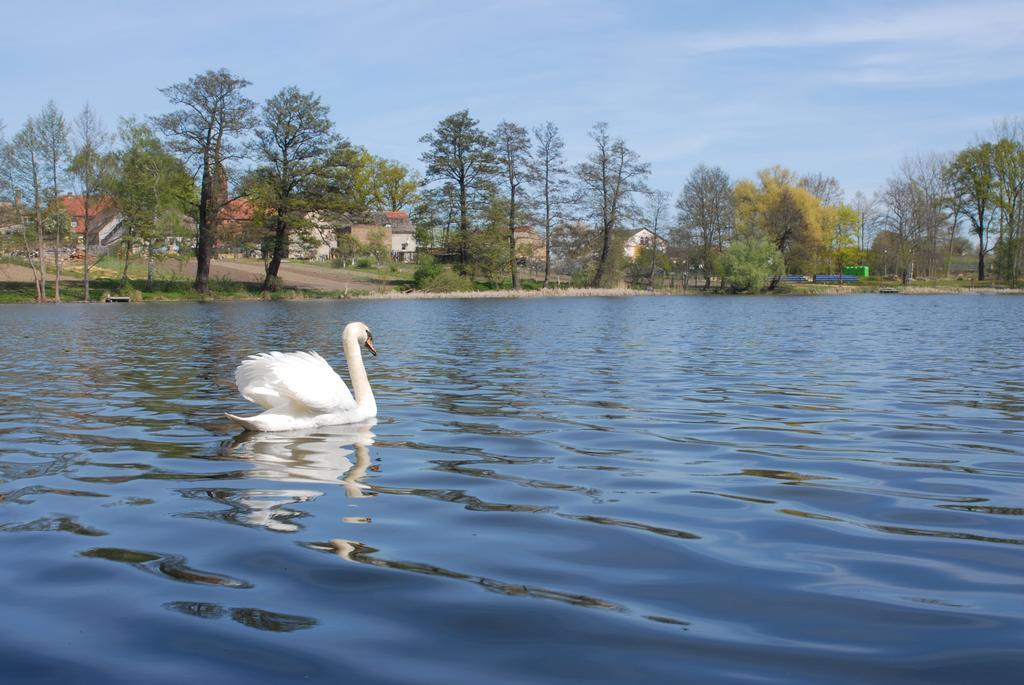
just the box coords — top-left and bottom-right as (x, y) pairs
(2, 0), (1022, 202)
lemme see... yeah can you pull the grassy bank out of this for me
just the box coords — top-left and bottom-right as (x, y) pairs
(0, 278), (370, 304)
(2, 256), (1021, 303)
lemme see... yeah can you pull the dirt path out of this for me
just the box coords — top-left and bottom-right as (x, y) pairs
(0, 263), (43, 283)
(170, 259), (388, 291)
(1, 258), (389, 291)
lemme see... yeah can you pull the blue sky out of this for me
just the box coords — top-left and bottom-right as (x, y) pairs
(3, 0), (1022, 201)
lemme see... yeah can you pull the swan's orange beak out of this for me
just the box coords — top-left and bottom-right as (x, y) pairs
(365, 337), (377, 356)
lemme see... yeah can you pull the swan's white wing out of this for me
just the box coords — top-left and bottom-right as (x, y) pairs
(235, 351), (355, 414)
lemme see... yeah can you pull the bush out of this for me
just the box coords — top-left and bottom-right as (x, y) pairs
(412, 255), (441, 288)
(413, 257), (475, 292)
(355, 257), (373, 269)
(720, 237), (784, 292)
(420, 269), (476, 292)
(569, 270), (593, 288)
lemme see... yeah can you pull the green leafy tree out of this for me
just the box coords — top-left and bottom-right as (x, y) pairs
(332, 233), (360, 267)
(733, 167), (825, 284)
(419, 110), (495, 271)
(947, 143), (996, 280)
(155, 69), (255, 292)
(989, 128), (1024, 285)
(362, 226), (390, 267)
(371, 158), (419, 211)
(822, 204), (862, 274)
(719, 236), (784, 292)
(108, 121), (195, 289)
(492, 120), (531, 289)
(251, 86), (338, 290)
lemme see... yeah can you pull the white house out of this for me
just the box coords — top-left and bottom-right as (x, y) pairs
(292, 210), (418, 262)
(379, 210), (417, 262)
(624, 228), (668, 260)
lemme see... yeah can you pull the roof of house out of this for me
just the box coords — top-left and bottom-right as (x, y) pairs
(372, 210), (415, 234)
(626, 228), (667, 242)
(60, 195), (118, 234)
(60, 194), (114, 218)
(220, 198), (256, 222)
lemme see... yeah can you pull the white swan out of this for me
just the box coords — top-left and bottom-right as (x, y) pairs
(225, 321), (378, 432)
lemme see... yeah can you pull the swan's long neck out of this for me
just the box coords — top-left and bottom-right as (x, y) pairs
(343, 330), (376, 415)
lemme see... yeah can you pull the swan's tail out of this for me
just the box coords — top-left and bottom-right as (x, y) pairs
(225, 412), (262, 432)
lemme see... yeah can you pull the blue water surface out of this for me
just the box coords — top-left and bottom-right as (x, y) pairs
(0, 294), (1021, 684)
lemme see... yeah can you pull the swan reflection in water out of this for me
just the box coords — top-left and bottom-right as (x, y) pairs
(220, 419), (378, 532)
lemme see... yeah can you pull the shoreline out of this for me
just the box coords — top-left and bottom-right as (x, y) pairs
(1, 283), (1021, 305)
(4, 258), (1021, 303)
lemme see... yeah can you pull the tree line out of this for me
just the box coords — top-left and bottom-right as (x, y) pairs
(2, 67), (1021, 300)
(415, 113), (1024, 291)
(0, 70), (422, 300)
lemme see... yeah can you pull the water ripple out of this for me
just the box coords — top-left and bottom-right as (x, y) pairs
(1, 296), (1022, 683)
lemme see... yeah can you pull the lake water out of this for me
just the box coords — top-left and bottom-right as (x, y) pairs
(1, 295), (1022, 684)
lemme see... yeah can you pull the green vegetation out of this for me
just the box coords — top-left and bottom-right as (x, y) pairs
(412, 256), (476, 292)
(719, 237), (784, 293)
(1, 69), (1021, 301)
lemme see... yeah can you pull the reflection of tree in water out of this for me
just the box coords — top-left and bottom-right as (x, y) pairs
(164, 601), (317, 632)
(198, 420), (378, 532)
(81, 546), (252, 588)
(316, 539), (621, 610)
(312, 539), (692, 629)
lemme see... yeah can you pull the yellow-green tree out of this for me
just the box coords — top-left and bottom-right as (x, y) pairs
(821, 204), (863, 273)
(733, 167), (825, 280)
(371, 158), (419, 212)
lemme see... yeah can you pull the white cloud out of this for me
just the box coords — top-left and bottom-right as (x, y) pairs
(683, 2), (1024, 54)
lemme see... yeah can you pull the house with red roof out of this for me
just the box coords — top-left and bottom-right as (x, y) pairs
(59, 195), (122, 247)
(57, 194), (196, 254)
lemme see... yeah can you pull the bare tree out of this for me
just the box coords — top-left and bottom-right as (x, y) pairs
(799, 172), (844, 206)
(575, 123), (649, 288)
(69, 104), (111, 302)
(644, 190), (670, 289)
(36, 101), (70, 302)
(492, 121), (531, 289)
(880, 176), (924, 284)
(850, 191), (880, 252)
(1, 122), (47, 300)
(155, 69), (255, 292)
(901, 154), (949, 278)
(676, 164), (732, 289)
(8, 118), (47, 301)
(530, 122), (567, 288)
